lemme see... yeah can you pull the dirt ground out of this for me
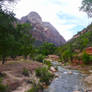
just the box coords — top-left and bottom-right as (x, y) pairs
(0, 60), (43, 91)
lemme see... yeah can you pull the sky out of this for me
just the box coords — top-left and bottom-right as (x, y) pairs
(13, 0), (92, 41)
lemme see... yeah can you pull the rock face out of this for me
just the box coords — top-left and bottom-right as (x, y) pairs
(21, 12), (66, 46)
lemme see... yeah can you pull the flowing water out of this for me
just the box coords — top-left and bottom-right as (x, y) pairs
(44, 62), (86, 92)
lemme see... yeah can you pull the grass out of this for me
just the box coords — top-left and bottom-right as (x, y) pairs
(43, 60), (52, 69)
(22, 68), (29, 76)
(35, 67), (54, 85)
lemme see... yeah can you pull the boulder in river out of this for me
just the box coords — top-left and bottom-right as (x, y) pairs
(50, 66), (56, 72)
(55, 73), (59, 77)
(68, 71), (72, 74)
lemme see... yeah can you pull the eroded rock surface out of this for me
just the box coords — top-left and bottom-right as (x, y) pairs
(21, 12), (66, 46)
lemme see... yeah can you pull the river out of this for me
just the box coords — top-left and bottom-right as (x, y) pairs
(44, 61), (86, 92)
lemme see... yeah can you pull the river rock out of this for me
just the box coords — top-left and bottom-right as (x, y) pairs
(68, 71), (72, 74)
(73, 91), (81, 92)
(50, 67), (56, 72)
(55, 73), (59, 77)
(84, 74), (92, 84)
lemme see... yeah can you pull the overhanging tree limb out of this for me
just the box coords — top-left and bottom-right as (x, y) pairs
(80, 0), (92, 17)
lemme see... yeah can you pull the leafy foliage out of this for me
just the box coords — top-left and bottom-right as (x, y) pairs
(80, 0), (92, 17)
(22, 68), (29, 76)
(16, 23), (34, 59)
(34, 54), (45, 62)
(39, 42), (56, 56)
(82, 52), (90, 64)
(27, 84), (43, 92)
(35, 67), (54, 85)
(56, 24), (92, 64)
(0, 9), (34, 64)
(43, 60), (52, 69)
(82, 51), (92, 64)
(0, 84), (8, 92)
(0, 8), (16, 64)
(0, 77), (8, 92)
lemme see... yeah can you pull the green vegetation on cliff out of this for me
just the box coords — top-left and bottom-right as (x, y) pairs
(56, 24), (92, 64)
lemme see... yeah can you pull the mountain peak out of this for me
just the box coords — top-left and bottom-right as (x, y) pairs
(21, 11), (42, 24)
(20, 11), (66, 46)
(28, 11), (41, 17)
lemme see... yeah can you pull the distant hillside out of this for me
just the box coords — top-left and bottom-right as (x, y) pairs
(20, 12), (66, 46)
(56, 23), (92, 57)
(67, 23), (92, 50)
(73, 23), (92, 39)
(69, 23), (92, 51)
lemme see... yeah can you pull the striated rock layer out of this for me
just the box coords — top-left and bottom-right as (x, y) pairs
(20, 11), (66, 46)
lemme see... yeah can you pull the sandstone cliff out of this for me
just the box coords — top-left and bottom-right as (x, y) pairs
(21, 12), (66, 46)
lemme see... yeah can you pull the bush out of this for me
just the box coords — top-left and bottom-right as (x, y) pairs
(82, 52), (90, 64)
(27, 84), (43, 92)
(89, 56), (92, 61)
(43, 60), (52, 69)
(22, 68), (29, 76)
(35, 67), (54, 85)
(27, 86), (38, 92)
(0, 77), (3, 83)
(0, 76), (8, 92)
(39, 42), (56, 56)
(35, 54), (45, 62)
(0, 84), (8, 92)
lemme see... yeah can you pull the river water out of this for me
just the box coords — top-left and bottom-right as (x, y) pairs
(44, 62), (86, 92)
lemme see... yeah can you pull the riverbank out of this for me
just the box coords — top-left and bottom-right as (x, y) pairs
(0, 58), (92, 92)
(67, 64), (92, 91)
(44, 61), (92, 92)
(0, 59), (57, 92)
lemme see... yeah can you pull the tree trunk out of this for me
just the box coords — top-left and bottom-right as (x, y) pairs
(24, 55), (27, 60)
(2, 56), (6, 64)
(11, 56), (16, 60)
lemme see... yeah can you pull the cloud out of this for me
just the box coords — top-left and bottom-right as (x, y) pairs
(14, 0), (92, 41)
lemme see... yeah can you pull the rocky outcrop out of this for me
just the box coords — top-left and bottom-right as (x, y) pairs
(73, 23), (92, 39)
(20, 11), (66, 46)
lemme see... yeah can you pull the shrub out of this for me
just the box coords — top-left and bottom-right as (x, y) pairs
(22, 68), (29, 76)
(39, 42), (56, 56)
(0, 76), (8, 92)
(43, 60), (52, 69)
(35, 54), (45, 62)
(0, 72), (6, 78)
(0, 84), (8, 92)
(89, 56), (92, 61)
(0, 77), (3, 83)
(35, 67), (54, 85)
(27, 84), (43, 92)
(82, 52), (90, 64)
(35, 68), (41, 77)
(27, 86), (37, 92)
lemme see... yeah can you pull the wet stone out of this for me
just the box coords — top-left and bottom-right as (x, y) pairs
(44, 61), (86, 92)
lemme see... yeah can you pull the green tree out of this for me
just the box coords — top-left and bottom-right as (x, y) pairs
(0, 9), (16, 64)
(82, 52), (90, 64)
(16, 23), (34, 59)
(80, 0), (92, 17)
(39, 42), (56, 56)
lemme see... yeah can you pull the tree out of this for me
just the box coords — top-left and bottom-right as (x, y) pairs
(80, 0), (92, 17)
(82, 52), (90, 64)
(16, 23), (34, 59)
(39, 42), (56, 56)
(0, 8), (16, 64)
(0, 0), (20, 64)
(62, 44), (73, 62)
